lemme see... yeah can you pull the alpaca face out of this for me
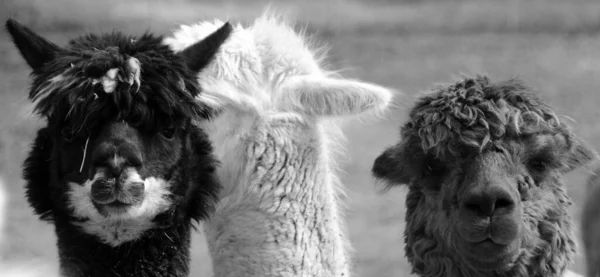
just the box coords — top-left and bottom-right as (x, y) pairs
(373, 76), (597, 276)
(63, 120), (187, 235)
(8, 19), (232, 246)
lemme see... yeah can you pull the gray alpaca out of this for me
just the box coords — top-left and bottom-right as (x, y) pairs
(373, 76), (597, 277)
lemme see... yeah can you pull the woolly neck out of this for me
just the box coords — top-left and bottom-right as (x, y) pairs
(54, 216), (192, 277)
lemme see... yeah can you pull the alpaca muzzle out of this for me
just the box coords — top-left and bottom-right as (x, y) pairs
(455, 180), (522, 269)
(90, 178), (145, 205)
(90, 168), (145, 214)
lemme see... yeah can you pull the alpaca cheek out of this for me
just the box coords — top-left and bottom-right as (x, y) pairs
(137, 138), (182, 179)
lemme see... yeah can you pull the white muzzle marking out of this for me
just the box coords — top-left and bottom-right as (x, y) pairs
(68, 173), (172, 246)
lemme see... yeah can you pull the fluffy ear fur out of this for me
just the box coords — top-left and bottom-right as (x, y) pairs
(372, 141), (415, 186)
(22, 127), (54, 221)
(562, 137), (598, 172)
(276, 75), (393, 117)
(5, 19), (61, 71)
(178, 22), (233, 74)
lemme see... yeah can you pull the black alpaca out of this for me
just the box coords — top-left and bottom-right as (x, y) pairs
(6, 19), (232, 277)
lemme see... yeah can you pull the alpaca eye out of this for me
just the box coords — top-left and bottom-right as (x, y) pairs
(61, 127), (76, 142)
(528, 159), (548, 172)
(161, 126), (177, 139)
(423, 157), (446, 178)
(426, 164), (445, 176)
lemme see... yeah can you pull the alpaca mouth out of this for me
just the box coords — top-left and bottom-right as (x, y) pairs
(461, 238), (520, 270)
(90, 178), (145, 216)
(93, 200), (138, 216)
(90, 176), (145, 213)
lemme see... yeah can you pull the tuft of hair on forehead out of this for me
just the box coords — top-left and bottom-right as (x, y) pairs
(249, 11), (331, 74)
(403, 75), (565, 159)
(29, 31), (207, 131)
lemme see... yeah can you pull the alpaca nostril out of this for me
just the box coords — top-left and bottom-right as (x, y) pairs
(464, 203), (481, 212)
(463, 196), (496, 216)
(495, 198), (513, 210)
(462, 186), (516, 216)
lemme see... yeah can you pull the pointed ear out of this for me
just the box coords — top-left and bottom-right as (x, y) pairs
(5, 19), (61, 71)
(562, 137), (598, 172)
(276, 75), (394, 117)
(178, 22), (233, 73)
(372, 142), (414, 186)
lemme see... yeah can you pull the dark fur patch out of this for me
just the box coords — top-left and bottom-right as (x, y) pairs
(22, 128), (55, 220)
(372, 75), (597, 277)
(30, 31), (209, 134)
(55, 215), (193, 277)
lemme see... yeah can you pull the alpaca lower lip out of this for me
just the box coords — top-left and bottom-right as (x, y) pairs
(94, 201), (137, 216)
(105, 201), (132, 208)
(461, 239), (519, 270)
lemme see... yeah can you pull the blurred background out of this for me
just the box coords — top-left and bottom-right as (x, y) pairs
(1, 0), (599, 276)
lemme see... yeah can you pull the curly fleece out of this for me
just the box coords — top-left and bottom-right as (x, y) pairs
(374, 76), (597, 277)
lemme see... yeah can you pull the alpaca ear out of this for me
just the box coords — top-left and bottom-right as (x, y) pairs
(562, 137), (598, 172)
(276, 75), (394, 117)
(22, 127), (54, 221)
(5, 19), (61, 71)
(372, 142), (414, 186)
(178, 22), (233, 73)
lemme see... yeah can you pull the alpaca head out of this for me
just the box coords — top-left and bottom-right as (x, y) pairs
(7, 19), (232, 246)
(166, 14), (393, 194)
(372, 76), (597, 277)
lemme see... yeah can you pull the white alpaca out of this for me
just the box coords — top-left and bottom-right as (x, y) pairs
(166, 13), (394, 276)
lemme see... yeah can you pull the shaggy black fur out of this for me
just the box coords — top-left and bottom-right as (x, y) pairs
(55, 217), (193, 277)
(7, 18), (232, 277)
(22, 127), (55, 220)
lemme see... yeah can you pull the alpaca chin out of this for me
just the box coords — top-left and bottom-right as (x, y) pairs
(459, 239), (521, 271)
(67, 176), (172, 246)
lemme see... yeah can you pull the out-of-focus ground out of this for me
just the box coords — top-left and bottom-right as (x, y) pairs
(1, 0), (599, 276)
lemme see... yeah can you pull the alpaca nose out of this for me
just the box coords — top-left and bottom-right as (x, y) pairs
(92, 142), (143, 178)
(461, 184), (516, 216)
